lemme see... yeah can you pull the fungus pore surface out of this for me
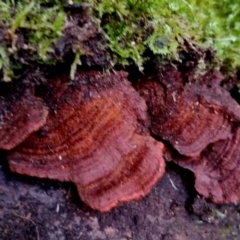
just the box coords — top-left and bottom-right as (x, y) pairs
(7, 71), (165, 212)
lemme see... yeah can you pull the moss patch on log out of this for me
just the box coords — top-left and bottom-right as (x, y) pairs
(0, 0), (240, 81)
(0, 0), (65, 81)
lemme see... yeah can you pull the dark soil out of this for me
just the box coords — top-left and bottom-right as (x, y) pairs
(0, 157), (240, 240)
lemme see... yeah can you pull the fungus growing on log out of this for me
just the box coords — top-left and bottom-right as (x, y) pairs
(7, 71), (165, 212)
(137, 65), (240, 204)
(0, 92), (48, 150)
(136, 66), (240, 157)
(174, 128), (240, 204)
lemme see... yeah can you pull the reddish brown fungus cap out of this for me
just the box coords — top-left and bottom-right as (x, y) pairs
(174, 128), (240, 204)
(0, 92), (48, 150)
(136, 66), (240, 157)
(139, 65), (240, 204)
(8, 71), (165, 212)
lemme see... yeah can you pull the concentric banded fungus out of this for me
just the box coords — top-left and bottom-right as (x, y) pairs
(174, 128), (240, 203)
(7, 71), (165, 212)
(137, 66), (240, 204)
(0, 92), (48, 150)
(136, 66), (240, 157)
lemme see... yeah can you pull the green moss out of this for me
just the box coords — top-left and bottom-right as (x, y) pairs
(86, 0), (240, 69)
(1, 0), (240, 81)
(0, 0), (66, 81)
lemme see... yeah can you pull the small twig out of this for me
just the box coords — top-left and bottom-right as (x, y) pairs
(168, 175), (178, 191)
(2, 210), (40, 240)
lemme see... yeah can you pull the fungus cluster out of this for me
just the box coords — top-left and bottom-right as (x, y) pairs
(6, 71), (165, 211)
(2, 65), (240, 211)
(136, 65), (240, 204)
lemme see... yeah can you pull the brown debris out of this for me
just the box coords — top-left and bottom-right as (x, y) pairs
(0, 92), (48, 150)
(136, 66), (240, 157)
(7, 71), (165, 212)
(54, 8), (109, 67)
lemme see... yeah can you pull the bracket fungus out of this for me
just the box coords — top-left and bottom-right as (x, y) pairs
(136, 66), (239, 157)
(7, 71), (165, 212)
(174, 128), (240, 204)
(0, 92), (48, 150)
(136, 65), (240, 204)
